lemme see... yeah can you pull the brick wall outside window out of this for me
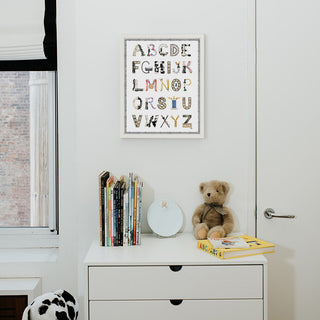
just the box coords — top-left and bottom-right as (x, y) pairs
(0, 72), (30, 226)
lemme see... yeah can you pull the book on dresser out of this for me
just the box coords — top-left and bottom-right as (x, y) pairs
(197, 235), (275, 259)
(119, 178), (125, 246)
(98, 171), (143, 247)
(98, 171), (109, 246)
(106, 175), (115, 246)
(113, 180), (120, 246)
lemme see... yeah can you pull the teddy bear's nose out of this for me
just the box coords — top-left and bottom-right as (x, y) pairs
(207, 193), (211, 197)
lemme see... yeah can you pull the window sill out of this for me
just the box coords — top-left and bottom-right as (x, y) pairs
(0, 247), (59, 263)
(0, 233), (59, 249)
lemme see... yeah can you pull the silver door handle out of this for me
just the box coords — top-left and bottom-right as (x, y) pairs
(264, 208), (296, 219)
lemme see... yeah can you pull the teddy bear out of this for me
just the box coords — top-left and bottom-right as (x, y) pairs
(22, 289), (79, 320)
(192, 180), (234, 239)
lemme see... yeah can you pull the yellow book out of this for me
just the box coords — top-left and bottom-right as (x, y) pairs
(197, 235), (275, 259)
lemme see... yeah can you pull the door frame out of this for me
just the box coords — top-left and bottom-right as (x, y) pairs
(246, 0), (257, 236)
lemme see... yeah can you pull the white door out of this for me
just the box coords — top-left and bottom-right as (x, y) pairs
(257, 1), (320, 319)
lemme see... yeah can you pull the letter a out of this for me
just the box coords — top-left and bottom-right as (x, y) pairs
(133, 44), (145, 56)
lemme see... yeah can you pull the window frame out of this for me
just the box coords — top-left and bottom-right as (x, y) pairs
(0, 71), (58, 248)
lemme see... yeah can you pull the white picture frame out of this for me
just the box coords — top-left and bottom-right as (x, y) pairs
(120, 34), (204, 138)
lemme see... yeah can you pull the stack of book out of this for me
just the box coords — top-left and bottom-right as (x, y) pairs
(99, 171), (143, 246)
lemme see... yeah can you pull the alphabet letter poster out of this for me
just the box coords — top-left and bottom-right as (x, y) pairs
(121, 35), (204, 138)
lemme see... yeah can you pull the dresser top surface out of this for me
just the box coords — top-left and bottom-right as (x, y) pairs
(84, 233), (268, 266)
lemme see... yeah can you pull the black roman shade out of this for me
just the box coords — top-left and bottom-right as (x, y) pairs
(0, 0), (57, 71)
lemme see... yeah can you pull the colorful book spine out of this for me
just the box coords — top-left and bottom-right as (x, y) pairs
(137, 181), (143, 245)
(119, 182), (124, 246)
(130, 174), (135, 245)
(128, 173), (132, 246)
(98, 171), (104, 246)
(98, 171), (109, 246)
(110, 185), (114, 246)
(107, 176), (114, 247)
(113, 182), (119, 246)
(136, 182), (140, 245)
(133, 178), (138, 245)
(108, 185), (112, 246)
(104, 186), (108, 246)
(123, 191), (128, 246)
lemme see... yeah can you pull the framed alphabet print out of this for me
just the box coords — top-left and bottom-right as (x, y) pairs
(120, 34), (204, 138)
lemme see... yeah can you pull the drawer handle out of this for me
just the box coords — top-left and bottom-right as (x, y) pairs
(169, 265), (182, 272)
(170, 299), (183, 306)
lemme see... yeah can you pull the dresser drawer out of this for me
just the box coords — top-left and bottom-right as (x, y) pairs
(89, 265), (262, 300)
(90, 300), (263, 320)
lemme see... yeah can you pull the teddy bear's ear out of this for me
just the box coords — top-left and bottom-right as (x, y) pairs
(220, 182), (230, 194)
(199, 183), (206, 194)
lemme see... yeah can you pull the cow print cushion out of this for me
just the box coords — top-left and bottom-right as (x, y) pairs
(22, 290), (79, 320)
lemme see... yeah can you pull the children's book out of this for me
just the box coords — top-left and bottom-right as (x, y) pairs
(113, 180), (120, 246)
(98, 171), (109, 246)
(209, 237), (250, 249)
(104, 186), (108, 245)
(119, 178), (125, 246)
(130, 173), (135, 245)
(106, 176), (115, 246)
(136, 181), (143, 245)
(123, 190), (129, 246)
(133, 176), (138, 245)
(128, 173), (133, 246)
(110, 182), (115, 246)
(197, 235), (275, 259)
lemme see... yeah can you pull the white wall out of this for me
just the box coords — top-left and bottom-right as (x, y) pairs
(75, 0), (255, 234)
(75, 0), (255, 312)
(0, 1), (255, 319)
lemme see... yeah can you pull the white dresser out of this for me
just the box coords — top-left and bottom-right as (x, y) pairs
(84, 233), (267, 320)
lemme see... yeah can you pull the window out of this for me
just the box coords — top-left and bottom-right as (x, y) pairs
(0, 71), (58, 248)
(0, 0), (57, 248)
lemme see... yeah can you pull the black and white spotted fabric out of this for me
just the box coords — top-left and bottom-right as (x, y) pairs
(22, 289), (79, 320)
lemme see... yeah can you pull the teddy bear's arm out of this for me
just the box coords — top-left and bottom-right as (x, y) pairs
(192, 203), (206, 226)
(222, 207), (234, 235)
